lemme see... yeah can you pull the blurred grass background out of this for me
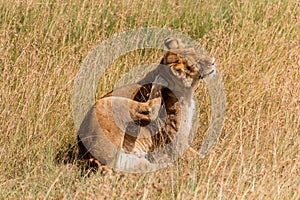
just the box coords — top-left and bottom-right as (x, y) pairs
(0, 0), (299, 199)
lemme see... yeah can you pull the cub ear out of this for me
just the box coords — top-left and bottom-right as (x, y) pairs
(164, 37), (185, 50)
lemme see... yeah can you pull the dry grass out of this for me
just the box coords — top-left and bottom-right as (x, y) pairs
(1, 0), (299, 199)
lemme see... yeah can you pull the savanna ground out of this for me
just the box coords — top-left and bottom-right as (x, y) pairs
(1, 0), (299, 199)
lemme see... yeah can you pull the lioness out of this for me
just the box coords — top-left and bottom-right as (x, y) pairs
(77, 37), (216, 171)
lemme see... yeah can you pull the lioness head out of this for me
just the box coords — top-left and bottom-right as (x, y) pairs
(161, 37), (216, 87)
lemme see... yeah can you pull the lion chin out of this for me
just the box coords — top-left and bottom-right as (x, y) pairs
(77, 37), (216, 171)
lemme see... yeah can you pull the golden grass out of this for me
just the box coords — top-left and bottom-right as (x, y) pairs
(1, 0), (299, 199)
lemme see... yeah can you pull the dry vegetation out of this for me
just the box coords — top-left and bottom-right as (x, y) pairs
(1, 0), (299, 199)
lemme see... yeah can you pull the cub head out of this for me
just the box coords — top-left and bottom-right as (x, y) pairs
(161, 37), (216, 87)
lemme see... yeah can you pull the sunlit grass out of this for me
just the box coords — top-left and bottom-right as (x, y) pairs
(1, 0), (299, 199)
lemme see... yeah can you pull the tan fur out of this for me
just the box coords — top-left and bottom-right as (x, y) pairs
(77, 37), (215, 168)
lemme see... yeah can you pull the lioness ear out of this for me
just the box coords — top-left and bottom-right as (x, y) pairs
(164, 37), (185, 50)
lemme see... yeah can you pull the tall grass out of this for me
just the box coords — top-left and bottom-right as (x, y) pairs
(1, 0), (299, 199)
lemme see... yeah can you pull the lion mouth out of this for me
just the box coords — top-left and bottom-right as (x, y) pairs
(199, 69), (215, 79)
